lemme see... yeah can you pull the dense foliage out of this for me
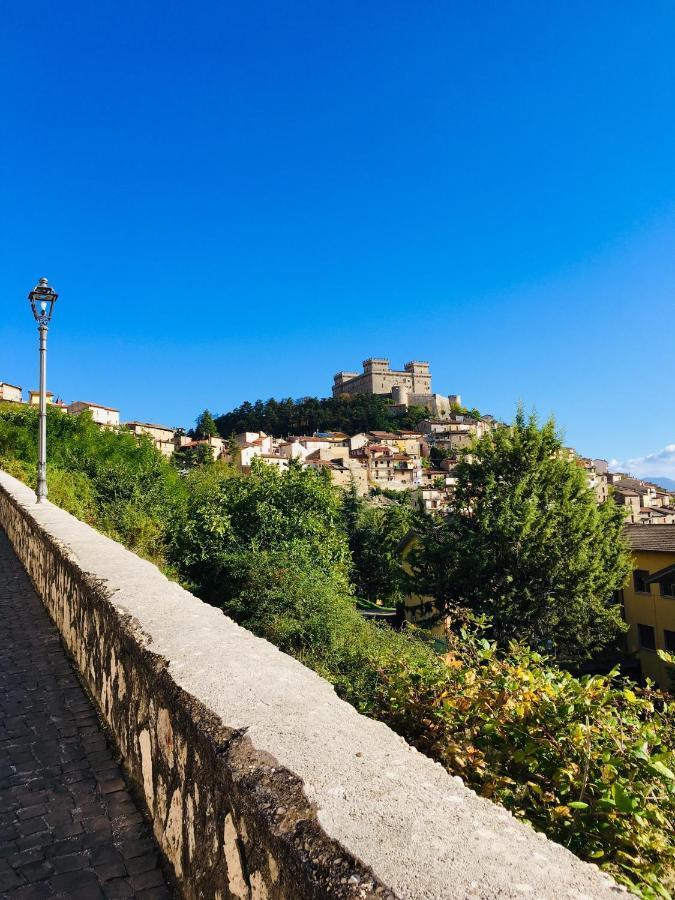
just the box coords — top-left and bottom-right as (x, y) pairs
(1, 405), (672, 895)
(214, 394), (430, 437)
(167, 458), (351, 602)
(0, 404), (182, 561)
(342, 486), (421, 605)
(352, 623), (675, 899)
(412, 410), (632, 663)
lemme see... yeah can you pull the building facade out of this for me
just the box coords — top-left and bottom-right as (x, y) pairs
(622, 525), (675, 690)
(332, 358), (461, 417)
(0, 383), (22, 404)
(125, 421), (177, 456)
(333, 359), (432, 397)
(609, 473), (675, 524)
(68, 401), (120, 427)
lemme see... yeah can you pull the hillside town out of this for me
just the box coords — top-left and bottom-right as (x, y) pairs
(3, 360), (673, 520)
(3, 358), (675, 691)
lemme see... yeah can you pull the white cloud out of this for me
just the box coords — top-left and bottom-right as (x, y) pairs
(609, 444), (675, 480)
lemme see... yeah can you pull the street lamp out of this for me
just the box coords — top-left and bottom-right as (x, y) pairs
(28, 277), (58, 502)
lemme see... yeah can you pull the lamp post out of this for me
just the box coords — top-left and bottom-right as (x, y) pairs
(28, 278), (58, 502)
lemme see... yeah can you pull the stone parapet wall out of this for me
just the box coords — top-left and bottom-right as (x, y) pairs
(0, 471), (625, 900)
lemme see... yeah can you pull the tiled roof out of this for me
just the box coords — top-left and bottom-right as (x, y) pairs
(614, 476), (669, 494)
(125, 421), (175, 432)
(70, 401), (120, 412)
(624, 524), (675, 552)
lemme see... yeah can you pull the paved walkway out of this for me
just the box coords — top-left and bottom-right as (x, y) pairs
(0, 530), (173, 900)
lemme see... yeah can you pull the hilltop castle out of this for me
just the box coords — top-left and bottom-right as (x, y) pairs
(332, 358), (460, 417)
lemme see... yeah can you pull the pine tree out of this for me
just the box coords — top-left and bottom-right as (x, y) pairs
(194, 409), (218, 439)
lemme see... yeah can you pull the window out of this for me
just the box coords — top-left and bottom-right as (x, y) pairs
(660, 578), (675, 598)
(638, 623), (656, 651)
(665, 630), (675, 653)
(633, 569), (650, 593)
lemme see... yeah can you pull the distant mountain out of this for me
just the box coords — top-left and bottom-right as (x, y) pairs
(648, 476), (675, 491)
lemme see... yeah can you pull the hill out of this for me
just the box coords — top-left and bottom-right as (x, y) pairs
(649, 475), (675, 491)
(214, 394), (432, 437)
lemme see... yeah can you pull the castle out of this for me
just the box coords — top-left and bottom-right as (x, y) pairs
(332, 358), (460, 417)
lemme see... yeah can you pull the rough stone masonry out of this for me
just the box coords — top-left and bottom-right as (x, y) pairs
(0, 470), (627, 899)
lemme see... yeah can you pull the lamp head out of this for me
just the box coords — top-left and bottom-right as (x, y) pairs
(28, 277), (58, 324)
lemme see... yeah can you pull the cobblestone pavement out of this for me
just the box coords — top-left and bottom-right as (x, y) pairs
(0, 530), (173, 899)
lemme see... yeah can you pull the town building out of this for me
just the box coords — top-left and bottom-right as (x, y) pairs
(28, 391), (68, 411)
(174, 434), (226, 460)
(622, 525), (675, 690)
(29, 391), (54, 406)
(414, 483), (452, 513)
(125, 421), (177, 457)
(0, 383), (23, 404)
(366, 430), (425, 456)
(68, 401), (120, 427)
(235, 432), (275, 468)
(228, 431), (370, 492)
(348, 441), (422, 492)
(609, 473), (675, 524)
(332, 358), (461, 417)
(417, 415), (496, 460)
(575, 457), (609, 503)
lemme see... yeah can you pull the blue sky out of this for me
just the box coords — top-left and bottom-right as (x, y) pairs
(2, 2), (675, 474)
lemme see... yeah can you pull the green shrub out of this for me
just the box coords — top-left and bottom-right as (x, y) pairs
(0, 455), (33, 484)
(357, 624), (674, 897)
(168, 458), (350, 604)
(45, 468), (96, 522)
(223, 546), (361, 666)
(0, 405), (183, 560)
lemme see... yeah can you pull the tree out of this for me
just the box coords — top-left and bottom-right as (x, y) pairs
(173, 443), (214, 470)
(429, 445), (450, 468)
(168, 458), (351, 605)
(214, 394), (403, 438)
(411, 410), (631, 663)
(342, 488), (420, 605)
(194, 409), (217, 439)
(222, 545), (361, 664)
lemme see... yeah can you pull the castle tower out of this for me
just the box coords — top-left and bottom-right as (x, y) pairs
(362, 358), (391, 375)
(404, 361), (431, 394)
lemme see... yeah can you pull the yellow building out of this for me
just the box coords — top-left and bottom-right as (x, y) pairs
(28, 390), (54, 406)
(623, 525), (675, 690)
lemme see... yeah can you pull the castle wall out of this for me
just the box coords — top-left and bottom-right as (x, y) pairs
(332, 360), (431, 398)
